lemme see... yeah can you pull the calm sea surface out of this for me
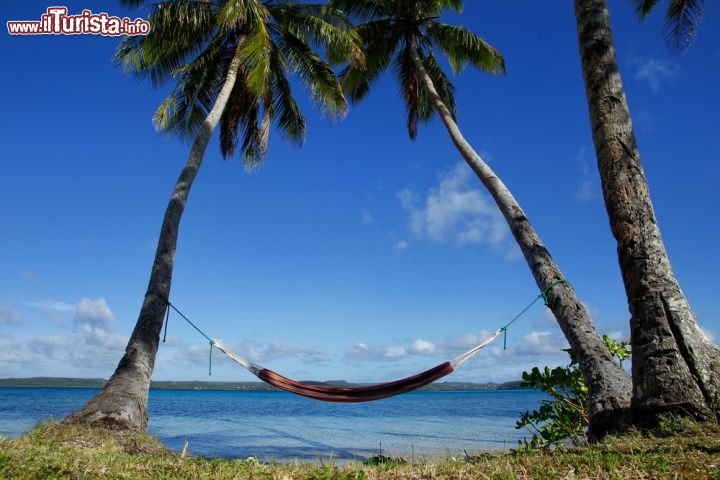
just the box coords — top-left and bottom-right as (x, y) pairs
(0, 388), (546, 462)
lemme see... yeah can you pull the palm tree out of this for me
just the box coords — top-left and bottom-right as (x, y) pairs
(63, 0), (360, 431)
(331, 0), (631, 438)
(632, 0), (705, 51)
(573, 0), (719, 426)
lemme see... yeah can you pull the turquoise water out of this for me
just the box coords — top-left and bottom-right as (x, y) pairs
(0, 388), (546, 461)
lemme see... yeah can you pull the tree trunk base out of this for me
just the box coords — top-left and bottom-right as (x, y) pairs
(631, 403), (712, 430)
(63, 386), (148, 431)
(587, 406), (631, 441)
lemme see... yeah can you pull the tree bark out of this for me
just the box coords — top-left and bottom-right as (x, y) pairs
(573, 0), (720, 426)
(408, 35), (632, 439)
(63, 42), (246, 431)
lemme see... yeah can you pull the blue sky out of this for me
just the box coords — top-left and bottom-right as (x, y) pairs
(2, 1), (718, 385)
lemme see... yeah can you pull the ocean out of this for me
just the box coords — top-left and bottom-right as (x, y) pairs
(0, 387), (546, 462)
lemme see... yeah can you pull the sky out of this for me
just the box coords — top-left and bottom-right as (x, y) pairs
(1, 1), (718, 385)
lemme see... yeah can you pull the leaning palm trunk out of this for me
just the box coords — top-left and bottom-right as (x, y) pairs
(573, 0), (720, 427)
(408, 35), (631, 439)
(63, 43), (245, 431)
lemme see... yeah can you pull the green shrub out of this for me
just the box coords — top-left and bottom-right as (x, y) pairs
(516, 335), (630, 450)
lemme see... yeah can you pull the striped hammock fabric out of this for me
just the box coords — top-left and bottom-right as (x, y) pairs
(211, 328), (503, 402)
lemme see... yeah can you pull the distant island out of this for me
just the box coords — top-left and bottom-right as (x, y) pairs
(0, 377), (527, 391)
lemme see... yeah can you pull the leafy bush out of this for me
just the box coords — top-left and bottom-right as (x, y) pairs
(515, 335), (630, 450)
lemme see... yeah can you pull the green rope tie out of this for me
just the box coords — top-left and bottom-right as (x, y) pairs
(149, 291), (216, 375)
(162, 304), (170, 343)
(499, 279), (572, 349)
(540, 279), (573, 306)
(208, 340), (214, 376)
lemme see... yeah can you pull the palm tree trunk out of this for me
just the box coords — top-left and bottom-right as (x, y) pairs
(408, 35), (631, 439)
(63, 42), (246, 431)
(573, 0), (719, 426)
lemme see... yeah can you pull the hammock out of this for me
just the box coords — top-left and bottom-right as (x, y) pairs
(211, 328), (503, 402)
(159, 280), (567, 402)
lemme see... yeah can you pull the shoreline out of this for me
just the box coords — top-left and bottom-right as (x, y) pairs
(1, 388), (539, 460)
(0, 376), (526, 391)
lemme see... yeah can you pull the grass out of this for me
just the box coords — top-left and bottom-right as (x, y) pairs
(1, 421), (719, 479)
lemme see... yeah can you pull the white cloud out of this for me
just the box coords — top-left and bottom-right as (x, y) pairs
(0, 306), (22, 325)
(1, 331), (125, 375)
(344, 330), (497, 363)
(513, 331), (569, 358)
(444, 331), (496, 352)
(0, 347), (35, 366)
(0, 297), (127, 377)
(631, 57), (679, 93)
(398, 163), (507, 247)
(264, 340), (330, 363)
(25, 297), (116, 329)
(383, 346), (407, 358)
(332, 322), (584, 382)
(345, 342), (410, 361)
(180, 343), (217, 367)
(346, 342), (371, 359)
(74, 297), (115, 330)
(185, 338), (331, 367)
(24, 299), (76, 312)
(342, 326), (572, 370)
(410, 339), (437, 355)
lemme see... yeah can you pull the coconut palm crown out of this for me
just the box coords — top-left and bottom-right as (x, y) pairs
(330, 0), (505, 139)
(117, 0), (362, 165)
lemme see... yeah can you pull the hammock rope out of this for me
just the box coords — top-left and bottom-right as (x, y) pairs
(154, 279), (570, 402)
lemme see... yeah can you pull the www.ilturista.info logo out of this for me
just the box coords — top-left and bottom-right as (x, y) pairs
(7, 7), (151, 36)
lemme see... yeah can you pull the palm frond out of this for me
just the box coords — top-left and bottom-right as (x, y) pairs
(328, 0), (392, 23)
(220, 68), (263, 163)
(432, 0), (464, 14)
(633, 0), (662, 16)
(426, 22), (505, 75)
(217, 0), (269, 30)
(664, 0), (704, 52)
(394, 40), (423, 140)
(258, 94), (273, 158)
(422, 50), (456, 120)
(239, 22), (275, 101)
(271, 3), (364, 67)
(340, 20), (397, 103)
(632, 0), (704, 51)
(114, 0), (217, 88)
(269, 56), (307, 145)
(275, 26), (348, 118)
(152, 36), (229, 139)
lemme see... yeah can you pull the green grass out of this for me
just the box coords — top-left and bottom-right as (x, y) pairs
(1, 421), (719, 479)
